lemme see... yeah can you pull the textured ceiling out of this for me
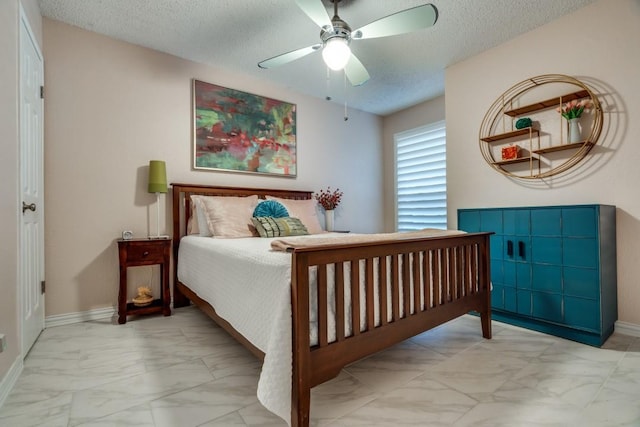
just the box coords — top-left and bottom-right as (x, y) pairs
(38, 0), (597, 116)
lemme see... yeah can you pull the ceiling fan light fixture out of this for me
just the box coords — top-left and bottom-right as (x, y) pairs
(322, 38), (351, 70)
(260, 1), (437, 88)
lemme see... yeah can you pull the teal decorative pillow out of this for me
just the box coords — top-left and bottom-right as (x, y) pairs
(251, 217), (309, 238)
(253, 200), (289, 218)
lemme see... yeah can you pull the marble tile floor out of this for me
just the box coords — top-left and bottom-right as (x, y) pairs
(1, 306), (639, 427)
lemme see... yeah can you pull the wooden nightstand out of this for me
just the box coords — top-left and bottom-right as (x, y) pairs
(117, 238), (171, 324)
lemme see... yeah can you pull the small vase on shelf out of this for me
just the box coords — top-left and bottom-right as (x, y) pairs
(568, 117), (581, 143)
(324, 210), (334, 232)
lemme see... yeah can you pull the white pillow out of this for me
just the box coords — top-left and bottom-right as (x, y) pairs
(266, 196), (323, 234)
(189, 196), (213, 237)
(198, 195), (260, 238)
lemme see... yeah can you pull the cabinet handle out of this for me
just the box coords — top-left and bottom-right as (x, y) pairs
(507, 240), (513, 257)
(518, 241), (525, 259)
(143, 251), (149, 257)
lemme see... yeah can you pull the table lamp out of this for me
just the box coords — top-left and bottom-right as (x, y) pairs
(148, 160), (168, 238)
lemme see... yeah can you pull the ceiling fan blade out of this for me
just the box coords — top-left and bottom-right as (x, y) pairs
(295, 0), (332, 29)
(352, 4), (438, 40)
(344, 53), (370, 86)
(258, 44), (322, 69)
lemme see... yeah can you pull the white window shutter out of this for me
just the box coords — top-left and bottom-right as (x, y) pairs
(395, 121), (447, 231)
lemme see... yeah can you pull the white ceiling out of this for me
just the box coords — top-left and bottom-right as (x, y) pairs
(37, 0), (597, 116)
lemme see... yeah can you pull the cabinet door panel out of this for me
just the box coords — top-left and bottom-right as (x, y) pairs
(490, 235), (504, 261)
(504, 260), (533, 288)
(503, 260), (516, 288)
(564, 267), (599, 299)
(564, 296), (600, 331)
(480, 210), (503, 233)
(531, 237), (562, 264)
(531, 264), (562, 293)
(491, 259), (504, 285)
(491, 284), (504, 309)
(563, 238), (597, 268)
(504, 209), (530, 236)
(517, 262), (532, 290)
(504, 287), (517, 312)
(517, 290), (532, 315)
(532, 292), (563, 323)
(562, 207), (596, 238)
(458, 210), (480, 232)
(531, 209), (561, 236)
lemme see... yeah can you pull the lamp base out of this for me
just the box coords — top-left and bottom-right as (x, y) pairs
(147, 235), (170, 240)
(150, 192), (167, 240)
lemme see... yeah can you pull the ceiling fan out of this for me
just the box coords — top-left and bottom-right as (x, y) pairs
(258, 0), (438, 87)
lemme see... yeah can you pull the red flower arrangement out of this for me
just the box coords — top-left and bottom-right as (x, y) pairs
(315, 187), (343, 210)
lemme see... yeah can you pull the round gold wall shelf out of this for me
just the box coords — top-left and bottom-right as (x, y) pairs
(479, 74), (603, 179)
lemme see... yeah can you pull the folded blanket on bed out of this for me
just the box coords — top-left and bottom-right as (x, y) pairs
(270, 228), (465, 252)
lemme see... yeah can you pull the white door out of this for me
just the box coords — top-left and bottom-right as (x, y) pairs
(19, 8), (45, 356)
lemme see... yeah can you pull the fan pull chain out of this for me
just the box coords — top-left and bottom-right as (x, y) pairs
(325, 66), (332, 101)
(343, 71), (349, 121)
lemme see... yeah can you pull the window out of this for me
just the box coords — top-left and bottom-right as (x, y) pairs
(395, 120), (447, 231)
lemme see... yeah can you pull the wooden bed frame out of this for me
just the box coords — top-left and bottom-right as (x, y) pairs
(171, 183), (492, 427)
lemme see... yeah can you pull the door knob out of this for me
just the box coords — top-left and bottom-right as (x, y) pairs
(22, 202), (36, 213)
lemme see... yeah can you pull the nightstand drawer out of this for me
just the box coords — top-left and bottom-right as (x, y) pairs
(126, 243), (165, 263)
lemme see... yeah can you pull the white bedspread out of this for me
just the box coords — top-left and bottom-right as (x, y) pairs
(178, 234), (339, 425)
(177, 230), (464, 425)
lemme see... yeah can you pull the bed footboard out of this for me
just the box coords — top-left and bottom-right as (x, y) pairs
(289, 232), (492, 427)
(170, 184), (492, 427)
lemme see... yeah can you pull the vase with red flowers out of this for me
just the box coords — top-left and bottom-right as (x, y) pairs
(315, 187), (343, 231)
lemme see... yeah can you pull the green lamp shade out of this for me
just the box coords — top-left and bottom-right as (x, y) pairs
(148, 160), (168, 193)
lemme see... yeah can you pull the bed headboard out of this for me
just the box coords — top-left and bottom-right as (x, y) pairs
(171, 182), (313, 246)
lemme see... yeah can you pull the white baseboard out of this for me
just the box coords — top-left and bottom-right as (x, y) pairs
(40, 309), (640, 337)
(0, 356), (23, 409)
(615, 320), (640, 338)
(45, 306), (116, 328)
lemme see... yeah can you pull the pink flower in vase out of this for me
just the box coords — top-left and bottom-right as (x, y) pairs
(556, 99), (592, 120)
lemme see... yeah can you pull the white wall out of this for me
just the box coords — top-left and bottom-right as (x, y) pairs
(42, 18), (384, 316)
(0, 0), (42, 398)
(0, 0), (21, 387)
(446, 0), (640, 325)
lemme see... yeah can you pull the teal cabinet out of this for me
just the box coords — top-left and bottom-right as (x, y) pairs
(458, 204), (617, 346)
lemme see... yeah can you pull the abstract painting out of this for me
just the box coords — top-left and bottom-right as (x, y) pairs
(192, 79), (296, 177)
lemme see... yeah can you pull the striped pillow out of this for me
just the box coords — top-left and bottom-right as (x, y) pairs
(251, 217), (309, 238)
